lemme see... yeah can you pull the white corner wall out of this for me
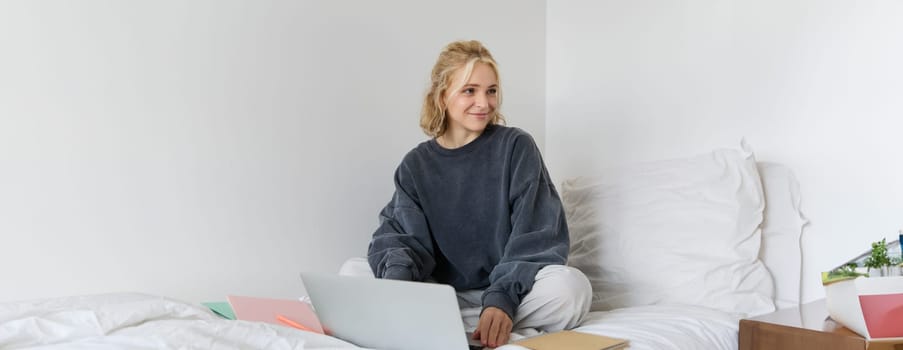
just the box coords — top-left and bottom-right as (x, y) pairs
(547, 0), (903, 302)
(5, 0), (898, 307)
(0, 0), (545, 303)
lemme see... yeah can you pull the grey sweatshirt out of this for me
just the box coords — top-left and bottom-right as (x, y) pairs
(367, 125), (569, 319)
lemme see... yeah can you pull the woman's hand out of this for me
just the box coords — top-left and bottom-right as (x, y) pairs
(472, 306), (512, 348)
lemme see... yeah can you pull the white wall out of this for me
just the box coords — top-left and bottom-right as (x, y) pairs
(547, 0), (903, 302)
(0, 0), (546, 303)
(5, 0), (897, 307)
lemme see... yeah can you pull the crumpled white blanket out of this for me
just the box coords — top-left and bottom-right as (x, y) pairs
(0, 293), (739, 350)
(0, 293), (362, 350)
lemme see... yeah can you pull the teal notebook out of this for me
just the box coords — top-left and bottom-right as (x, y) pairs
(202, 301), (236, 320)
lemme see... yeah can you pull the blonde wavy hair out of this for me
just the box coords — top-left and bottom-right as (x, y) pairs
(420, 40), (505, 138)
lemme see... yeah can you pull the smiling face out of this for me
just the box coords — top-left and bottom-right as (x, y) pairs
(441, 61), (499, 146)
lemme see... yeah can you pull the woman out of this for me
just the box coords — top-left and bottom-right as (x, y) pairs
(367, 40), (591, 348)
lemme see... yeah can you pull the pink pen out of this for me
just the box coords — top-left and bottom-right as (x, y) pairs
(276, 314), (315, 333)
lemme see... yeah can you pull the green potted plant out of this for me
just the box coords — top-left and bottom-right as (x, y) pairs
(864, 238), (891, 276)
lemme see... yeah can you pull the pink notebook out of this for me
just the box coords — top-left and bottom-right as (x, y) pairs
(227, 295), (324, 334)
(859, 293), (903, 338)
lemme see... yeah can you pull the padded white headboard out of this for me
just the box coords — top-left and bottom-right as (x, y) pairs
(757, 162), (808, 309)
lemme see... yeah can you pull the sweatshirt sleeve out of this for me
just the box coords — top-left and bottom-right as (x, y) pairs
(367, 161), (436, 282)
(481, 133), (569, 319)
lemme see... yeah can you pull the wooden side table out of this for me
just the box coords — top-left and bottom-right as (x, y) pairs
(739, 299), (902, 350)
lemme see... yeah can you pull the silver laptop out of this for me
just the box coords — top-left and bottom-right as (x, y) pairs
(300, 272), (480, 350)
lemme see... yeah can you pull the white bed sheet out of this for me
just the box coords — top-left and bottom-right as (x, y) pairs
(495, 304), (740, 350)
(1, 293), (739, 350)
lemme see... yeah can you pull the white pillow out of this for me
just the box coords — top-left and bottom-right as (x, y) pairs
(561, 146), (776, 317)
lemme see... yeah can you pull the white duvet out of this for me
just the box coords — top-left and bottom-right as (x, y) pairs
(0, 293), (358, 350)
(0, 293), (739, 350)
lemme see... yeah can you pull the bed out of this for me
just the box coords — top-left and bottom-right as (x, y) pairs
(0, 143), (807, 350)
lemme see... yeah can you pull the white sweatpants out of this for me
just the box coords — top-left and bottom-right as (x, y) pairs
(338, 257), (591, 334)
